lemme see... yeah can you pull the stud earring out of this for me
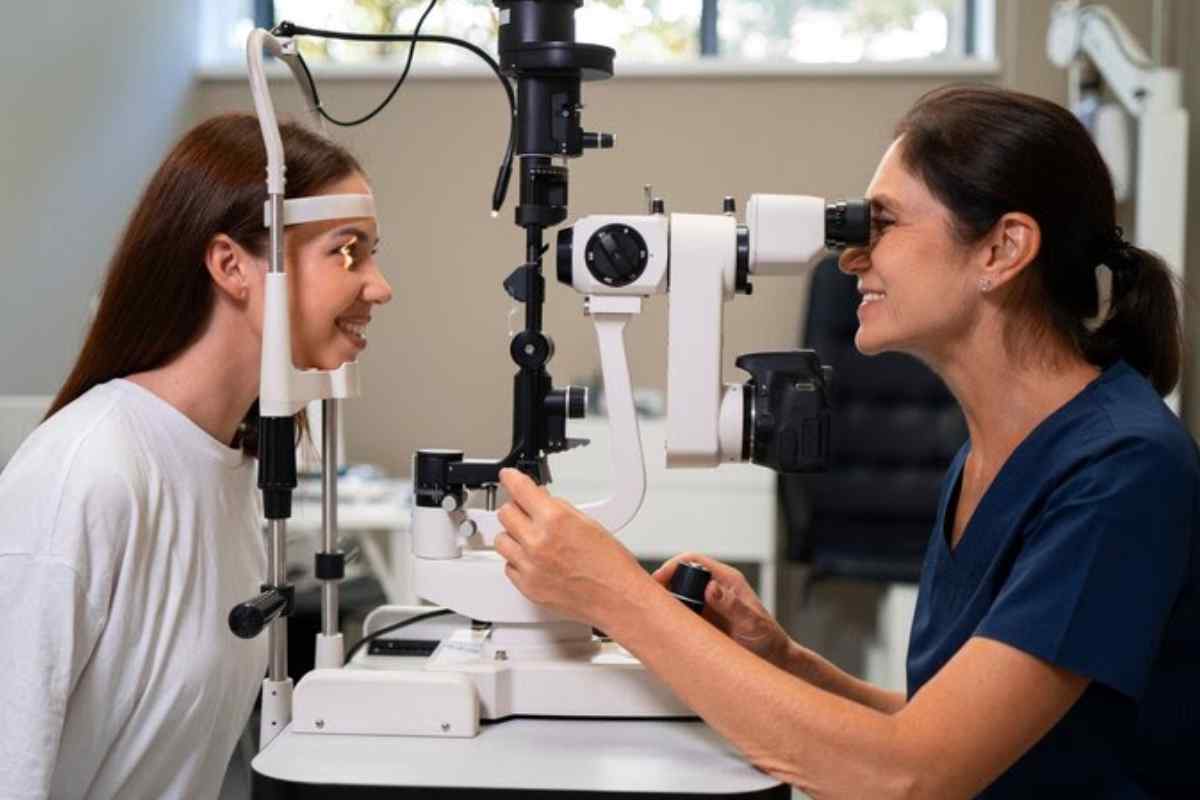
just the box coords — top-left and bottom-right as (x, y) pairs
(978, 277), (993, 293)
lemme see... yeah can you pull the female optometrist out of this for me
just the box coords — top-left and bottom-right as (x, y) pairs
(0, 114), (392, 799)
(492, 85), (1199, 799)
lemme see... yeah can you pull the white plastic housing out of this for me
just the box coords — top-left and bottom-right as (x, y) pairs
(412, 506), (467, 559)
(718, 384), (746, 462)
(260, 677), (294, 748)
(666, 213), (737, 468)
(292, 669), (479, 737)
(263, 194), (377, 228)
(1093, 102), (1132, 201)
(414, 550), (568, 624)
(568, 215), (669, 295)
(314, 633), (345, 671)
(424, 630), (691, 721)
(745, 194), (827, 276)
(260, 275), (362, 417)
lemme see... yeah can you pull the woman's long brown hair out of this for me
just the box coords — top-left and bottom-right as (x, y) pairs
(46, 114), (363, 453)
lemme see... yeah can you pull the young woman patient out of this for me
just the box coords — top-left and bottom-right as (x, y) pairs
(0, 114), (392, 799)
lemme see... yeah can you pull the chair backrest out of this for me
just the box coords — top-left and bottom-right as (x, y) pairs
(0, 396), (53, 469)
(779, 257), (966, 583)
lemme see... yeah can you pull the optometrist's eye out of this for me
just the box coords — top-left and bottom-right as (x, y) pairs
(870, 216), (894, 242)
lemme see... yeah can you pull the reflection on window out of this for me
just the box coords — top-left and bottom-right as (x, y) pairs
(243, 0), (987, 66)
(720, 0), (967, 62)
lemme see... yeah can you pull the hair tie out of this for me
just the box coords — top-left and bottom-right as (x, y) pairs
(1102, 226), (1138, 273)
(1084, 226), (1140, 332)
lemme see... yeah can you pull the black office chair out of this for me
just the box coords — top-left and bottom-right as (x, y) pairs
(779, 257), (967, 592)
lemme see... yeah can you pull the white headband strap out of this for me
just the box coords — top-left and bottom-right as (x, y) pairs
(263, 193), (376, 228)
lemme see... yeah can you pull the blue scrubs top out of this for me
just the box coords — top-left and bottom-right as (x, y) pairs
(907, 361), (1200, 798)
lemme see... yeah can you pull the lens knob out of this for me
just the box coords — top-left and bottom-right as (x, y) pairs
(669, 562), (712, 614)
(585, 224), (649, 287)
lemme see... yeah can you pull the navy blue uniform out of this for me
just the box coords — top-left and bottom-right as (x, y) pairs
(907, 361), (1200, 798)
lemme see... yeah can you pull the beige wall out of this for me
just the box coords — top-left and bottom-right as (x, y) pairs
(193, 0), (1166, 476)
(0, 0), (199, 394)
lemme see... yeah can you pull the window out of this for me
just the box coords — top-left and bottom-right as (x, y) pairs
(202, 0), (994, 69)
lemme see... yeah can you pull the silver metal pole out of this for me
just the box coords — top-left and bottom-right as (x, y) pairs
(267, 191), (288, 682)
(1151, 0), (1166, 66)
(268, 519), (288, 681)
(321, 399), (339, 636)
(269, 195), (285, 274)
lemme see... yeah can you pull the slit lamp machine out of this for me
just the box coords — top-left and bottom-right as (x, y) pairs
(225, 0), (869, 795)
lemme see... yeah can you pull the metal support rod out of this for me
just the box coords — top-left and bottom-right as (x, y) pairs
(320, 399), (339, 636)
(1151, 0), (1166, 66)
(525, 225), (544, 331)
(269, 195), (285, 274)
(267, 192), (289, 682)
(268, 518), (288, 681)
(486, 484), (498, 511)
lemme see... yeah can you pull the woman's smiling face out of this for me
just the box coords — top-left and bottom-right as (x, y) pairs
(283, 172), (393, 370)
(838, 137), (984, 361)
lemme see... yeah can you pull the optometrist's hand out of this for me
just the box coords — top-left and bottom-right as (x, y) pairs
(495, 468), (657, 628)
(654, 554), (793, 671)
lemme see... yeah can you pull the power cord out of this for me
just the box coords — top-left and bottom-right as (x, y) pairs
(344, 607), (456, 663)
(274, 2), (517, 212)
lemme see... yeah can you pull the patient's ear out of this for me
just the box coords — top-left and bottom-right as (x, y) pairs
(205, 234), (255, 303)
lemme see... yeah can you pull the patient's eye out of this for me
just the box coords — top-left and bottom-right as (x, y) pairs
(335, 236), (358, 270)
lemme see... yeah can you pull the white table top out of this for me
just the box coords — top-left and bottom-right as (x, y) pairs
(254, 717), (782, 795)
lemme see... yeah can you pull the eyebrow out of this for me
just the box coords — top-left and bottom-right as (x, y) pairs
(867, 194), (901, 215)
(330, 226), (380, 249)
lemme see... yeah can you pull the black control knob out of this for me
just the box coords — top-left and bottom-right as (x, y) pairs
(544, 386), (588, 420)
(229, 586), (293, 639)
(566, 385), (587, 418)
(723, 196), (736, 215)
(584, 224), (649, 287)
(669, 562), (712, 614)
(582, 131), (614, 149)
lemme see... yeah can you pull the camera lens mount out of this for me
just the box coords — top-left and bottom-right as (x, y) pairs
(735, 351), (833, 474)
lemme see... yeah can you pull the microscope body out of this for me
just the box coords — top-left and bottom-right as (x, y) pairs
(557, 194), (861, 473)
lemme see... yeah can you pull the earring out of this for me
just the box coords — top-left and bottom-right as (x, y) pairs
(978, 277), (993, 293)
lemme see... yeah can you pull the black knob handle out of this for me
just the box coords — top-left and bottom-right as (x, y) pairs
(669, 562), (712, 614)
(567, 386), (587, 419)
(584, 224), (649, 287)
(229, 588), (291, 639)
(582, 131), (614, 149)
(723, 196), (736, 215)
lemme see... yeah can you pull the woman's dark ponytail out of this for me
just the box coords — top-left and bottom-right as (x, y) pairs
(1083, 239), (1182, 397)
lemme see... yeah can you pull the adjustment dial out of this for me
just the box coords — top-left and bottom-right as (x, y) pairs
(584, 224), (649, 287)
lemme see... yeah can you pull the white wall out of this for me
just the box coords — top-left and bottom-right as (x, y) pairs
(0, 0), (200, 393)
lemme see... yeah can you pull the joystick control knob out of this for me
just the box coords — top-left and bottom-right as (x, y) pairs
(669, 562), (712, 614)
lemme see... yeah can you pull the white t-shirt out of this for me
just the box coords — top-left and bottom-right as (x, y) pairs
(0, 379), (268, 799)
